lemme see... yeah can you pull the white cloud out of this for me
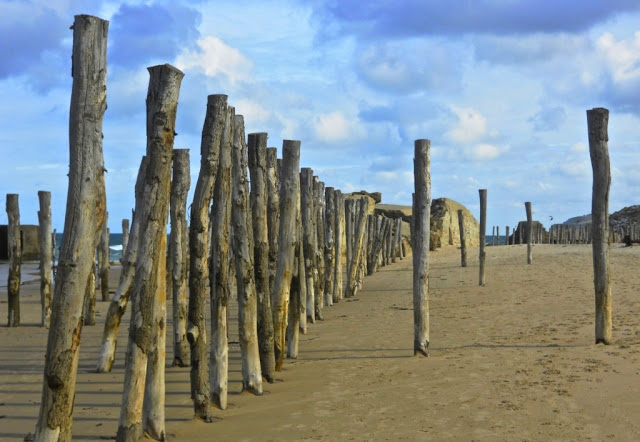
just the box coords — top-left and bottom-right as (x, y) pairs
(470, 143), (500, 160)
(175, 36), (253, 84)
(313, 111), (352, 142)
(235, 99), (270, 124)
(596, 31), (640, 84)
(571, 142), (587, 152)
(447, 107), (488, 143)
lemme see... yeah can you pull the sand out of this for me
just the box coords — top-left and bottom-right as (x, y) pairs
(1, 243), (640, 440)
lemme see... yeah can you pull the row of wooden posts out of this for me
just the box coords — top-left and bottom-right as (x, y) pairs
(13, 15), (408, 442)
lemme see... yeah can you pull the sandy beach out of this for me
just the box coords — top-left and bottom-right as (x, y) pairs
(1, 243), (639, 440)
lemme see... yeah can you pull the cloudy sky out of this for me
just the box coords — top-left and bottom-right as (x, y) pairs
(2, 0), (640, 234)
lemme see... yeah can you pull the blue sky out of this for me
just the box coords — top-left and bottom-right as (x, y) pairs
(2, 0), (640, 234)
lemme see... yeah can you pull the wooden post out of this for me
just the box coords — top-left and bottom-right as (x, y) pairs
(345, 199), (354, 277)
(457, 209), (467, 267)
(96, 157), (146, 373)
(587, 107), (612, 345)
(231, 115), (263, 394)
(272, 140), (301, 370)
(287, 197), (304, 357)
(117, 63), (182, 441)
(324, 187), (335, 306)
(334, 190), (344, 302)
(35, 15), (108, 441)
(98, 212), (110, 301)
(413, 139), (430, 357)
(266, 147), (280, 296)
(6, 194), (21, 327)
(313, 177), (325, 320)
(247, 132), (276, 383)
(525, 202), (533, 264)
(169, 149), (190, 367)
(506, 226), (510, 245)
(300, 168), (316, 323)
(346, 197), (369, 297)
(210, 109), (233, 409)
(492, 226), (496, 246)
(479, 189), (487, 286)
(187, 94), (226, 422)
(38, 191), (52, 328)
(83, 257), (96, 326)
(52, 229), (57, 278)
(121, 219), (129, 264)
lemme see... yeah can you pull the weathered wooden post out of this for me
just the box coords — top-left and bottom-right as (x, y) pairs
(83, 261), (97, 326)
(209, 108), (233, 410)
(457, 209), (467, 267)
(98, 212), (110, 301)
(492, 226), (496, 246)
(300, 168), (316, 323)
(506, 226), (510, 245)
(247, 132), (276, 383)
(525, 202), (533, 264)
(286, 198), (304, 357)
(479, 189), (487, 286)
(121, 219), (129, 264)
(117, 63), (182, 441)
(496, 226), (500, 246)
(38, 191), (52, 328)
(169, 149), (190, 367)
(334, 190), (345, 302)
(272, 140), (301, 370)
(346, 197), (368, 297)
(413, 139), (430, 357)
(266, 147), (280, 295)
(587, 107), (612, 345)
(6, 194), (21, 327)
(187, 94), (226, 422)
(35, 14), (108, 441)
(96, 157), (146, 373)
(314, 177), (325, 319)
(324, 187), (336, 306)
(231, 115), (263, 394)
(345, 199), (354, 277)
(52, 229), (57, 277)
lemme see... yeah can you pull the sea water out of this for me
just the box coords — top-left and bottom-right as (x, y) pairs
(54, 232), (125, 263)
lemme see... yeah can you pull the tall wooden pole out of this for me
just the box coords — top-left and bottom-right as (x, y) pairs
(98, 211), (110, 301)
(210, 108), (233, 409)
(187, 94), (226, 422)
(334, 190), (344, 302)
(169, 149), (190, 367)
(479, 189), (487, 286)
(117, 63), (182, 441)
(324, 187), (335, 306)
(346, 197), (368, 297)
(506, 226), (510, 245)
(96, 157), (146, 373)
(587, 107), (612, 345)
(457, 209), (467, 267)
(35, 15), (108, 441)
(272, 140), (301, 370)
(300, 168), (316, 323)
(38, 191), (52, 328)
(314, 177), (325, 319)
(121, 218), (129, 264)
(231, 115), (263, 394)
(525, 202), (533, 264)
(6, 194), (21, 327)
(413, 139), (430, 357)
(248, 132), (276, 383)
(266, 148), (280, 296)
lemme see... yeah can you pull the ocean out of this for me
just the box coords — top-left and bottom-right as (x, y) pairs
(54, 232), (125, 263)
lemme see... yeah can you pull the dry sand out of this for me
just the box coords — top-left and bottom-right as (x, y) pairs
(1, 244), (640, 440)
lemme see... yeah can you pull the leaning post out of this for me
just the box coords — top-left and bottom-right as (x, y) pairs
(457, 209), (467, 267)
(587, 107), (612, 345)
(525, 202), (533, 264)
(479, 189), (487, 286)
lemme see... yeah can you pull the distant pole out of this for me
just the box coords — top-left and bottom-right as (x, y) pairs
(478, 189), (487, 286)
(121, 218), (129, 264)
(98, 212), (110, 301)
(506, 226), (510, 246)
(6, 194), (21, 327)
(496, 226), (500, 246)
(412, 139), (430, 357)
(456, 209), (467, 267)
(38, 191), (52, 328)
(525, 202), (533, 264)
(587, 107), (612, 345)
(492, 226), (496, 246)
